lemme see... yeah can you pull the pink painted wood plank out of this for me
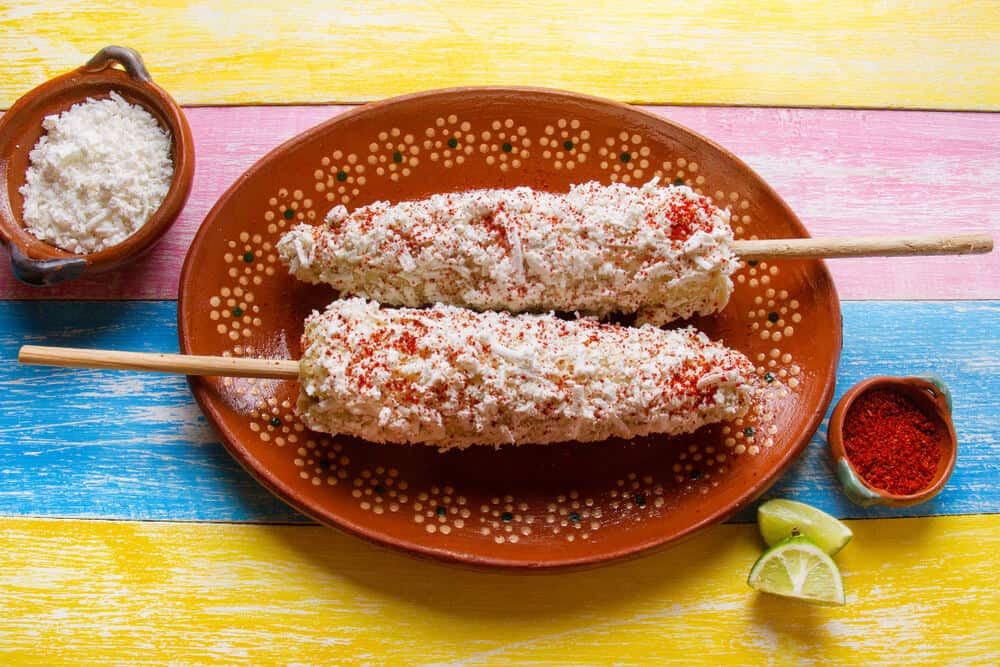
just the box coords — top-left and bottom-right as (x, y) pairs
(1, 106), (996, 300)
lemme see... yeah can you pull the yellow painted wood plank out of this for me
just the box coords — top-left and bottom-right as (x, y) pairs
(1, 1), (997, 110)
(1, 516), (997, 664)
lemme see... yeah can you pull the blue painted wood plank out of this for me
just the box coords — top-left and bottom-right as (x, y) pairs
(0, 301), (306, 523)
(738, 301), (1000, 522)
(0, 300), (997, 523)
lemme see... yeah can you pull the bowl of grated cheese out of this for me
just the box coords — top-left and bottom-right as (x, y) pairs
(0, 45), (194, 285)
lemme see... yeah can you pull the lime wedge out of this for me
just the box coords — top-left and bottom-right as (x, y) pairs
(747, 536), (845, 606)
(758, 499), (853, 556)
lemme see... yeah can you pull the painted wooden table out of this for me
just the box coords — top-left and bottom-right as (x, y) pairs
(2, 3), (998, 665)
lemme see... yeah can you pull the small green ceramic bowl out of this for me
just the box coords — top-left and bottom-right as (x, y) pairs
(828, 373), (957, 508)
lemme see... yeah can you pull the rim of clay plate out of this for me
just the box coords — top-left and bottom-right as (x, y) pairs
(179, 86), (841, 570)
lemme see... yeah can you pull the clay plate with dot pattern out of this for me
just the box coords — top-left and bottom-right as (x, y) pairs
(178, 88), (841, 569)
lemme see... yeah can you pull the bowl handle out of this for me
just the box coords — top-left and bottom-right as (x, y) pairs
(836, 458), (884, 507)
(8, 243), (86, 286)
(82, 46), (152, 82)
(912, 373), (953, 413)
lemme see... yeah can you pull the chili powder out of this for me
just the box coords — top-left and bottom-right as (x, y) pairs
(842, 389), (941, 495)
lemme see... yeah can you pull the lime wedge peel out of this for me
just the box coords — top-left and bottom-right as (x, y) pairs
(757, 498), (853, 556)
(747, 536), (846, 606)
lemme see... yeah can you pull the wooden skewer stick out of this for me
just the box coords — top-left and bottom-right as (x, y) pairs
(18, 345), (299, 379)
(733, 233), (993, 260)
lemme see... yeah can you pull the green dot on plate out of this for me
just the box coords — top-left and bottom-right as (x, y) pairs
(501, 512), (513, 522)
(768, 311), (779, 323)
(563, 140), (574, 151)
(620, 152), (631, 163)
(436, 506), (447, 516)
(634, 493), (646, 507)
(447, 137), (458, 148)
(231, 307), (243, 317)
(269, 417), (281, 427)
(690, 469), (702, 480)
(502, 142), (513, 152)
(764, 372), (775, 383)
(393, 151), (403, 163)
(744, 427), (756, 437)
(375, 485), (386, 495)
(336, 170), (348, 182)
(242, 252), (254, 263)
(283, 208), (294, 220)
(673, 177), (684, 186)
(569, 512), (580, 522)
(747, 259), (758, 267)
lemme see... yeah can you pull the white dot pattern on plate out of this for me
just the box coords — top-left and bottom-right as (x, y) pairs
(539, 119), (590, 171)
(319, 151), (366, 203)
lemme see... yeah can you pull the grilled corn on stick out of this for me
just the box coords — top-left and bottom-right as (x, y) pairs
(298, 298), (756, 448)
(279, 179), (737, 326)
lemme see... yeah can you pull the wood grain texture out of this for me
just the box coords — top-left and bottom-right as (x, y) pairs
(1, 514), (997, 665)
(1, 105), (996, 301)
(1, 1), (998, 109)
(1, 300), (997, 523)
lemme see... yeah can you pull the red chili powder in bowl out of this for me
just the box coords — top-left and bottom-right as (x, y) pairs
(842, 388), (942, 496)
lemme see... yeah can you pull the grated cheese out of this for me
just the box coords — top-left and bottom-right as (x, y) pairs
(19, 91), (174, 254)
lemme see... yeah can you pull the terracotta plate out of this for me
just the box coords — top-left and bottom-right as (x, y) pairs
(178, 88), (841, 569)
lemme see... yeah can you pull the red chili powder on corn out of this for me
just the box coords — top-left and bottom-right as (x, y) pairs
(842, 389), (942, 496)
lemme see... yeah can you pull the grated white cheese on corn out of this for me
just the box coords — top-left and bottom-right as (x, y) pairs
(278, 179), (739, 325)
(297, 298), (756, 449)
(19, 91), (174, 254)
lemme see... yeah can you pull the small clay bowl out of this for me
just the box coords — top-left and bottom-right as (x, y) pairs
(828, 374), (957, 507)
(0, 46), (194, 286)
